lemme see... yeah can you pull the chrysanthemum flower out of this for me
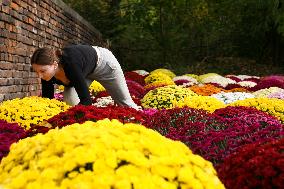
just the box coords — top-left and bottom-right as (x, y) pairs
(141, 85), (197, 109)
(0, 97), (69, 129)
(0, 119), (224, 189)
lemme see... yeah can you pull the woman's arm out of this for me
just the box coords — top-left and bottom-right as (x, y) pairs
(41, 79), (54, 99)
(64, 59), (92, 105)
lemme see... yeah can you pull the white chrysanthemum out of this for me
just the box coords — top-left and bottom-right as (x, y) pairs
(234, 75), (260, 80)
(237, 81), (257, 88)
(253, 87), (284, 98)
(133, 70), (149, 76)
(201, 75), (236, 88)
(211, 92), (255, 104)
(173, 75), (198, 87)
(93, 96), (114, 107)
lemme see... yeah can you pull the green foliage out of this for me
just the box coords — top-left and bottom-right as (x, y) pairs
(63, 0), (284, 71)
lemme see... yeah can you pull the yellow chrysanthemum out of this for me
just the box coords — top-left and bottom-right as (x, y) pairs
(56, 85), (64, 92)
(89, 80), (106, 95)
(230, 97), (284, 123)
(144, 81), (176, 89)
(150, 68), (176, 78)
(176, 96), (226, 113)
(198, 73), (220, 82)
(141, 85), (198, 109)
(145, 72), (174, 85)
(0, 96), (70, 129)
(0, 119), (224, 189)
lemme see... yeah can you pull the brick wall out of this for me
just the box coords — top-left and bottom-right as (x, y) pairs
(0, 0), (103, 102)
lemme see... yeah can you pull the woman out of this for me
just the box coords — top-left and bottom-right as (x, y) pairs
(31, 44), (138, 109)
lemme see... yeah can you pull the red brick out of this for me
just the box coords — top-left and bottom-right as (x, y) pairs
(11, 2), (20, 11)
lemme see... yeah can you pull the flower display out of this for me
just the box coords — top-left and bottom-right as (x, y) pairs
(211, 92), (255, 104)
(124, 71), (146, 86)
(176, 96), (225, 113)
(145, 72), (175, 85)
(126, 80), (146, 99)
(267, 91), (284, 99)
(217, 138), (284, 189)
(198, 73), (221, 81)
(54, 92), (64, 101)
(226, 74), (260, 82)
(144, 83), (168, 92)
(169, 106), (283, 164)
(141, 85), (198, 109)
(200, 75), (236, 88)
(173, 75), (198, 87)
(150, 68), (176, 78)
(213, 106), (282, 127)
(251, 75), (284, 91)
(144, 72), (175, 90)
(93, 96), (115, 107)
(0, 97), (70, 129)
(184, 73), (199, 80)
(230, 97), (284, 122)
(54, 85), (64, 101)
(189, 84), (225, 96)
(89, 80), (106, 95)
(143, 107), (227, 136)
(237, 81), (257, 88)
(0, 120), (225, 189)
(253, 87), (284, 98)
(132, 69), (149, 76)
(225, 75), (242, 82)
(47, 105), (146, 128)
(142, 108), (159, 117)
(225, 87), (250, 93)
(0, 120), (27, 161)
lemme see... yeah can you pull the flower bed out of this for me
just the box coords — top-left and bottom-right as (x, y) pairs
(230, 97), (284, 123)
(0, 119), (224, 189)
(0, 120), (27, 161)
(145, 106), (283, 165)
(0, 97), (69, 129)
(141, 85), (197, 109)
(46, 105), (146, 128)
(217, 138), (284, 189)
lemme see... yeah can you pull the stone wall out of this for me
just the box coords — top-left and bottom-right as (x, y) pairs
(0, 0), (102, 102)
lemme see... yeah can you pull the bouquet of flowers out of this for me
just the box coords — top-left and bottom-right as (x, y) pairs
(0, 119), (225, 189)
(217, 138), (284, 189)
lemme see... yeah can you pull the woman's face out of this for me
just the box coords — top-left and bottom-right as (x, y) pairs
(32, 62), (57, 81)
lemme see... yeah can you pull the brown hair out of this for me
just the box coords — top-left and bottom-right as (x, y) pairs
(30, 47), (62, 65)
